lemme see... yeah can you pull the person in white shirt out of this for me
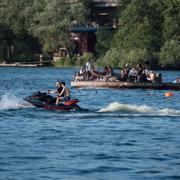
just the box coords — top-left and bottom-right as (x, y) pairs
(85, 60), (92, 72)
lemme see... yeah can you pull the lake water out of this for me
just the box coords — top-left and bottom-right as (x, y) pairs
(0, 67), (180, 180)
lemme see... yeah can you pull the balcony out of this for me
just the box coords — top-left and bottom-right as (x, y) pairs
(93, 0), (121, 7)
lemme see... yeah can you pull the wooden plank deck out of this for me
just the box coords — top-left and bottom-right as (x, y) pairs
(71, 80), (180, 90)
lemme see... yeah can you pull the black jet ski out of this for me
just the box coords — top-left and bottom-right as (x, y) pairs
(25, 91), (83, 111)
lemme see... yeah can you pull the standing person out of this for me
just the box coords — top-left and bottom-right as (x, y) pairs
(56, 82), (71, 104)
(85, 60), (92, 80)
(85, 59), (92, 72)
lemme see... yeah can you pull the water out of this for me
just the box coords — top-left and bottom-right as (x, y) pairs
(0, 67), (180, 180)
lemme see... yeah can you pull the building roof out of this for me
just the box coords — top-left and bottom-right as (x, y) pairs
(71, 26), (97, 33)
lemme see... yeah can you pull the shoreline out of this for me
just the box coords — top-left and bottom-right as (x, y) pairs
(0, 63), (180, 71)
(0, 63), (42, 67)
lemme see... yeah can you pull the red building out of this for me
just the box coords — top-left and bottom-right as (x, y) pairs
(70, 0), (120, 55)
(71, 26), (97, 55)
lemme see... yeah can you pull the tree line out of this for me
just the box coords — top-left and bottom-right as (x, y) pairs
(97, 0), (180, 69)
(0, 0), (88, 63)
(0, 0), (179, 69)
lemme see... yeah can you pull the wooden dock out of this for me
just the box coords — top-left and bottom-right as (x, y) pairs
(0, 63), (40, 67)
(71, 80), (180, 90)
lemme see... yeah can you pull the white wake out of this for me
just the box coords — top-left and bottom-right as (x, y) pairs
(0, 93), (31, 110)
(99, 102), (180, 116)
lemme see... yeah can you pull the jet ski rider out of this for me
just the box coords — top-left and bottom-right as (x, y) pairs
(47, 81), (71, 105)
(47, 81), (64, 105)
(56, 82), (71, 105)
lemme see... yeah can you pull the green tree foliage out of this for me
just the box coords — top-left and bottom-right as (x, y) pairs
(100, 0), (179, 69)
(103, 0), (163, 68)
(53, 57), (75, 67)
(162, 0), (179, 41)
(159, 0), (180, 68)
(0, 0), (88, 61)
(95, 28), (113, 57)
(0, 0), (179, 68)
(0, 0), (32, 34)
(159, 40), (180, 69)
(29, 0), (87, 52)
(0, 0), (41, 62)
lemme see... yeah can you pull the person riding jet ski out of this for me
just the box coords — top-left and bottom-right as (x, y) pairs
(48, 81), (70, 105)
(56, 82), (71, 105)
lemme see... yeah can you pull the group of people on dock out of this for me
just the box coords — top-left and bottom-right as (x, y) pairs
(76, 60), (161, 83)
(77, 60), (114, 81)
(120, 61), (161, 83)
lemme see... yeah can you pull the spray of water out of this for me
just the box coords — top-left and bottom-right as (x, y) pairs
(99, 102), (180, 116)
(0, 93), (31, 110)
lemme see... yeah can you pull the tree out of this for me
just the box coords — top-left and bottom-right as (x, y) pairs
(159, 40), (180, 68)
(29, 0), (87, 52)
(0, 0), (41, 62)
(159, 0), (180, 68)
(162, 0), (179, 41)
(101, 0), (169, 68)
(103, 0), (159, 67)
(95, 28), (113, 58)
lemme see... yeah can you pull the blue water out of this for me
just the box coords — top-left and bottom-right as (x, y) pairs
(0, 67), (180, 180)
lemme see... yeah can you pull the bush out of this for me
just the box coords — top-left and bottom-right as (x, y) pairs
(12, 54), (39, 62)
(95, 28), (113, 58)
(121, 48), (151, 66)
(97, 48), (151, 68)
(101, 48), (120, 68)
(53, 57), (75, 67)
(159, 40), (180, 69)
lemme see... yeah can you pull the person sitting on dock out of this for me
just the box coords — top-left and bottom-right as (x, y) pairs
(147, 71), (156, 82)
(102, 66), (108, 76)
(107, 66), (113, 76)
(136, 63), (143, 82)
(121, 65), (129, 81)
(56, 82), (71, 105)
(127, 67), (138, 82)
(173, 77), (180, 83)
(89, 66), (101, 80)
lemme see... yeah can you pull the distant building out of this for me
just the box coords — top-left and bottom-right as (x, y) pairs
(71, 26), (96, 55)
(91, 0), (121, 27)
(70, 0), (121, 55)
(70, 0), (120, 27)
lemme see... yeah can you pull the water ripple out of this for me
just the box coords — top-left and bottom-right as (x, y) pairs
(0, 68), (180, 180)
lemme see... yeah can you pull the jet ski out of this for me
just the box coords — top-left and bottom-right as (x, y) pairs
(25, 91), (83, 111)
